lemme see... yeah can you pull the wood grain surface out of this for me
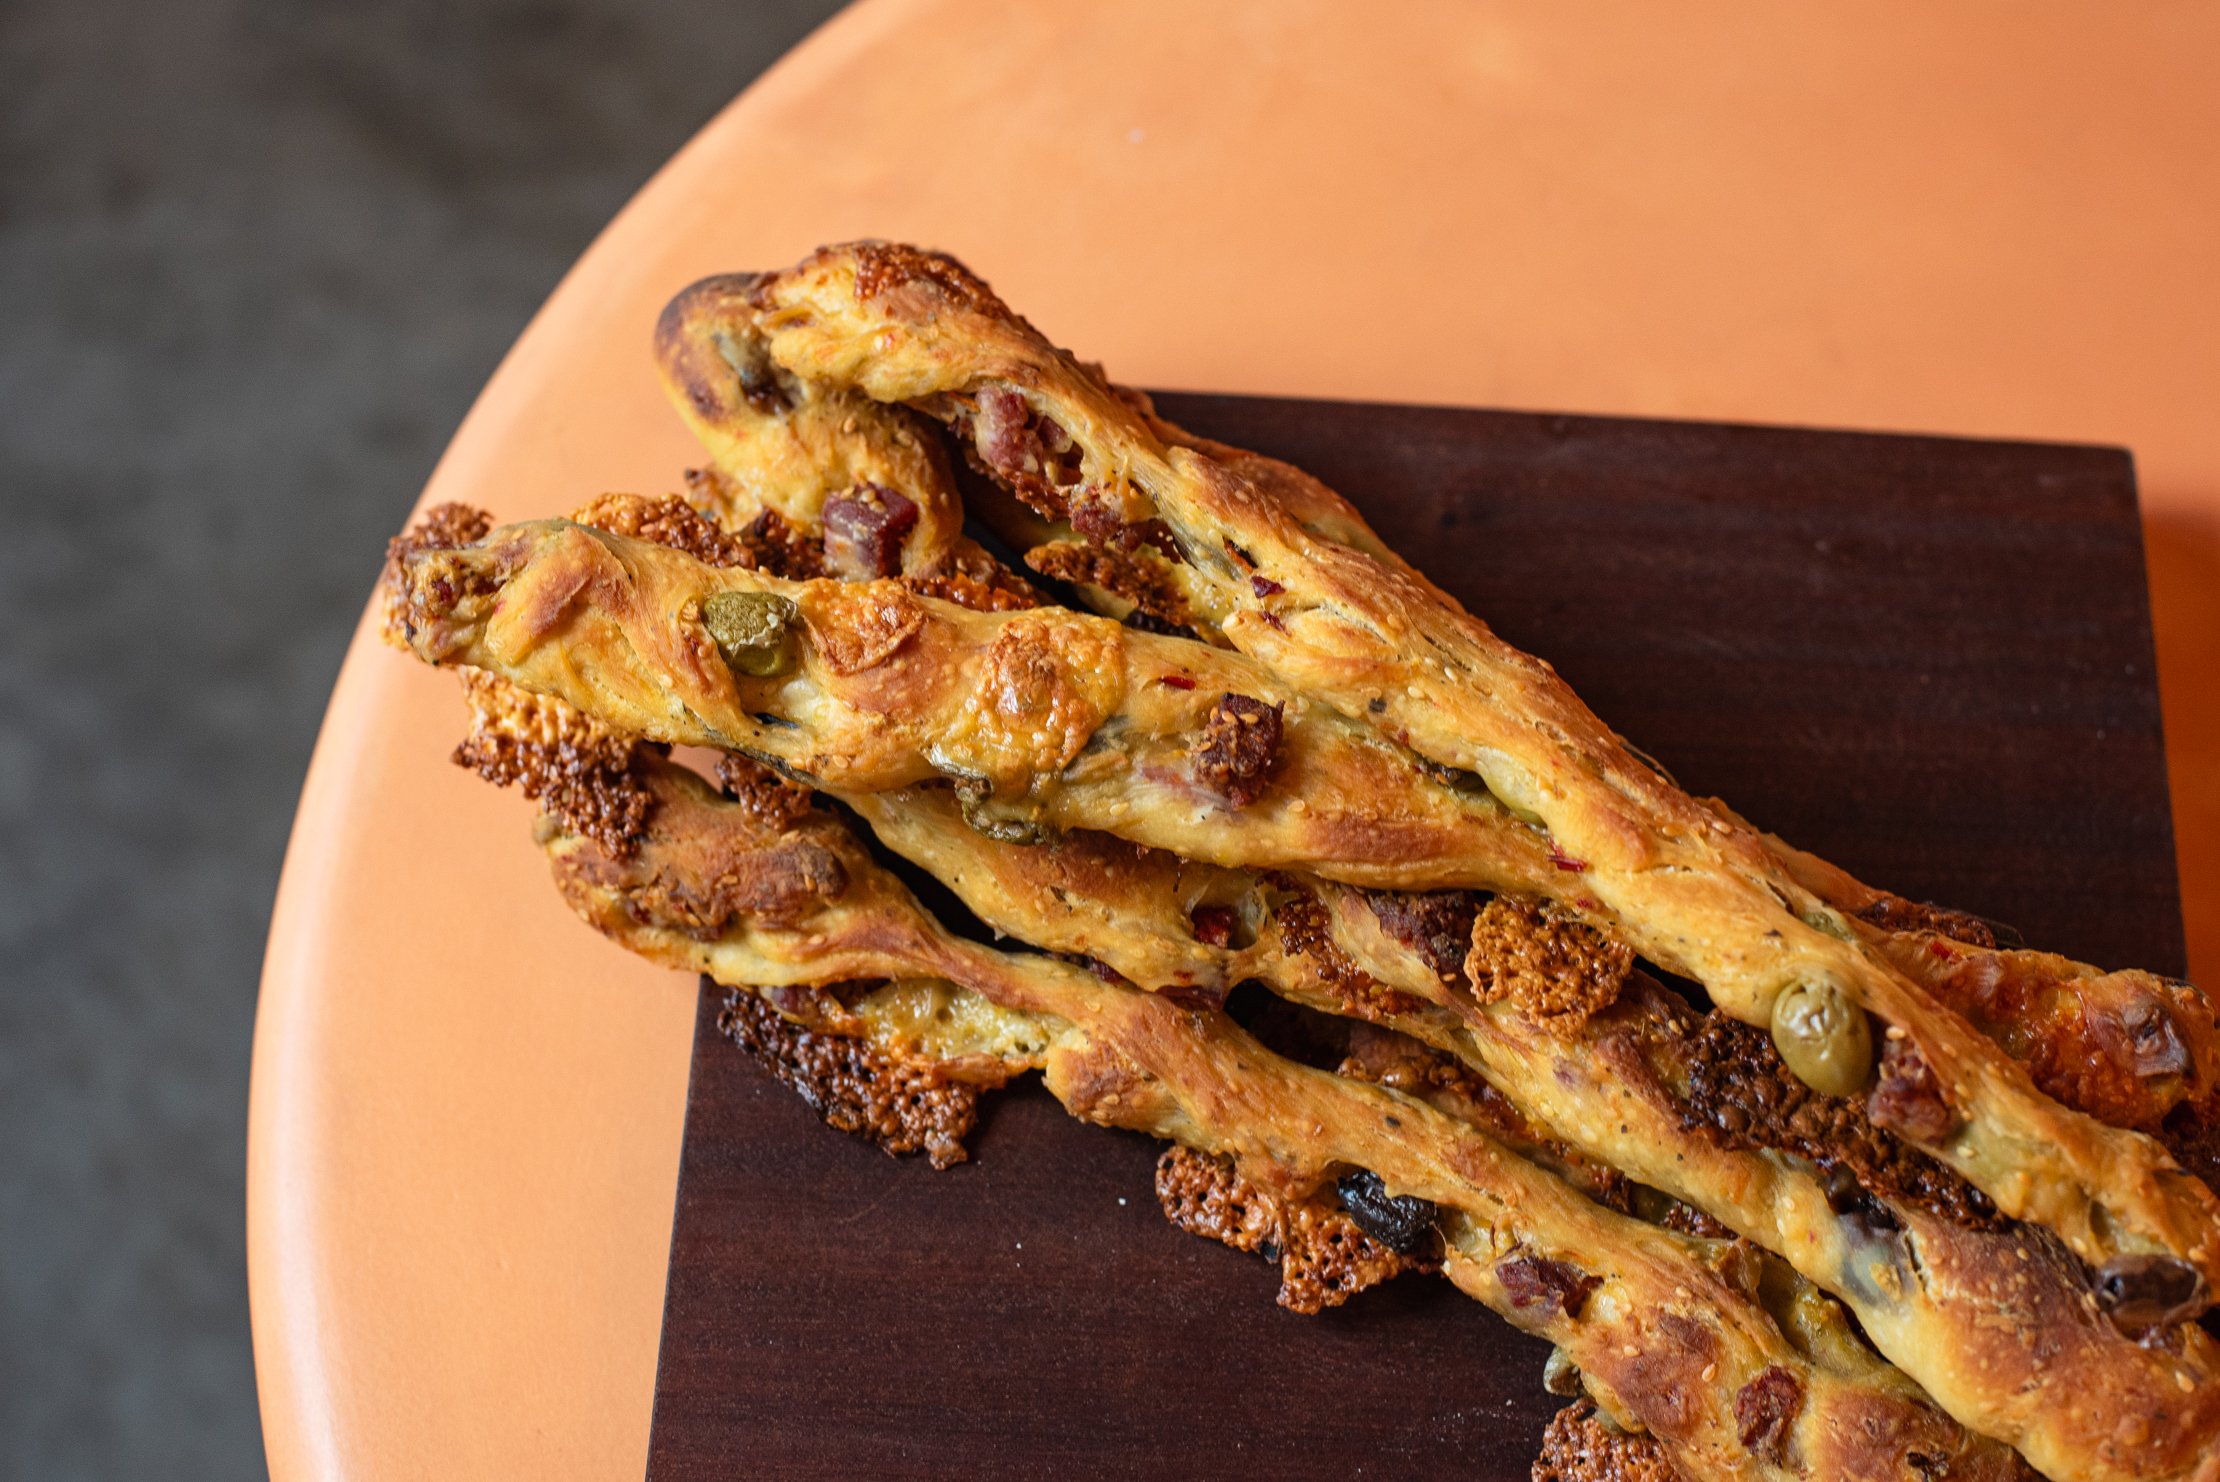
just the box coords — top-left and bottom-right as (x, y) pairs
(645, 394), (2183, 1480)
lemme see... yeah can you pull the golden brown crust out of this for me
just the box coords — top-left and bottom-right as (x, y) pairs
(718, 987), (981, 1169)
(568, 491), (761, 569)
(1153, 1147), (1418, 1314)
(1467, 895), (1635, 1037)
(550, 762), (850, 936)
(845, 241), (1015, 320)
(450, 668), (653, 858)
(1026, 537), (1195, 627)
(1272, 888), (1432, 1024)
(1874, 931), (2216, 1135)
(654, 273), (967, 577)
(1532, 1402), (1682, 1482)
(799, 578), (928, 677)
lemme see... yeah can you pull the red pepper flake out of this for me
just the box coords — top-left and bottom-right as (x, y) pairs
(1250, 574), (1284, 598)
(1259, 611), (1286, 631)
(1158, 673), (1196, 690)
(1547, 843), (1590, 873)
(1928, 940), (1956, 960)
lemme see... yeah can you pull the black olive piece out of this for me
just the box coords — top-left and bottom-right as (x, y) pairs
(1820, 1163), (1866, 1215)
(1122, 609), (1195, 640)
(1335, 1169), (1437, 1255)
(1975, 913), (2026, 951)
(2093, 1254), (2207, 1336)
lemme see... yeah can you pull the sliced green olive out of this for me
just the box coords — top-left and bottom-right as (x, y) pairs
(1798, 905), (1855, 942)
(701, 591), (798, 677)
(1770, 977), (1874, 1098)
(952, 777), (1058, 847)
(960, 804), (1057, 846)
(1542, 1347), (1583, 1397)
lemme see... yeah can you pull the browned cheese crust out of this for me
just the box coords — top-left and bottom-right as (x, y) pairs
(1534, 1402), (1683, 1482)
(719, 987), (982, 1169)
(1154, 1147), (1420, 1313)
(1660, 990), (2002, 1232)
(1467, 895), (1636, 1037)
(1334, 1022), (1634, 1214)
(450, 665), (654, 859)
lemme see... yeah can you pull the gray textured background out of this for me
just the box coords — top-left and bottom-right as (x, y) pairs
(0, 2), (846, 1476)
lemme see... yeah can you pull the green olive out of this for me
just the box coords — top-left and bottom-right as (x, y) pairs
(1770, 976), (1874, 1098)
(961, 806), (1056, 846)
(701, 591), (798, 677)
(1542, 1347), (1583, 1397)
(949, 776), (1058, 846)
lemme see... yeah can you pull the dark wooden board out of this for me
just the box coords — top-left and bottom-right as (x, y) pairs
(646, 394), (2184, 1480)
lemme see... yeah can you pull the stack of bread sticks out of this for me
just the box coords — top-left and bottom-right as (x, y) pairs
(381, 243), (2220, 1482)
